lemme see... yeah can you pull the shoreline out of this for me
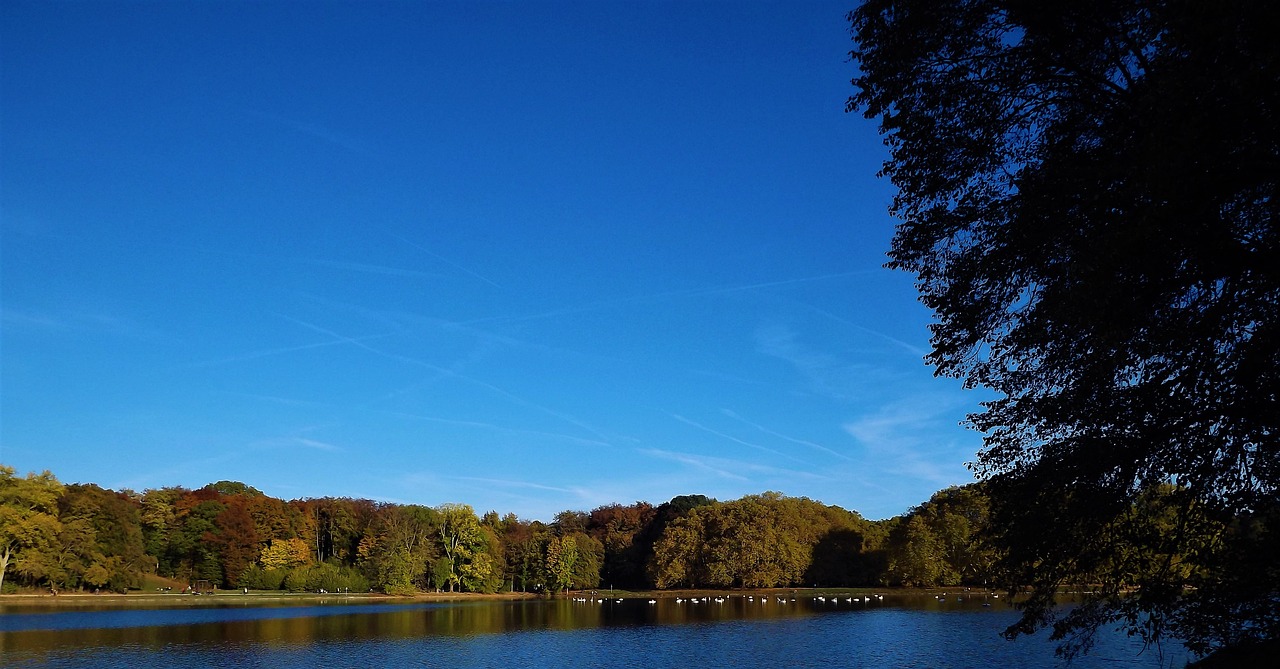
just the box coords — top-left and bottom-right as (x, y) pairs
(0, 585), (1001, 608)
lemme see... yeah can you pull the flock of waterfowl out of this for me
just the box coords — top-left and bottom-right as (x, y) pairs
(569, 593), (889, 605)
(567, 592), (1003, 608)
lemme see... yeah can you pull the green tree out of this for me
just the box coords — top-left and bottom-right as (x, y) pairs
(437, 503), (486, 592)
(170, 495), (226, 585)
(140, 487), (183, 575)
(308, 497), (375, 564)
(458, 525), (504, 593)
(545, 534), (579, 593)
(805, 501), (880, 587)
(205, 481), (263, 497)
(849, 0), (1279, 658)
(887, 486), (996, 588)
(358, 504), (437, 594)
(0, 466), (64, 592)
(888, 515), (953, 587)
(568, 532), (603, 590)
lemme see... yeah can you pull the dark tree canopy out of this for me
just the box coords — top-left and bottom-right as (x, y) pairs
(204, 481), (264, 498)
(849, 0), (1278, 659)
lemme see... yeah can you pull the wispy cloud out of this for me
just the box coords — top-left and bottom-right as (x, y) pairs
(462, 270), (874, 327)
(754, 323), (863, 401)
(0, 308), (163, 340)
(188, 331), (397, 368)
(720, 408), (852, 462)
(843, 395), (978, 486)
(299, 295), (652, 377)
(797, 302), (928, 359)
(292, 437), (342, 452)
(640, 448), (750, 481)
(385, 410), (613, 448)
(668, 412), (799, 462)
(280, 316), (617, 445)
(639, 447), (827, 483)
(451, 476), (577, 494)
(303, 258), (443, 279)
(0, 309), (61, 329)
(249, 434), (344, 454)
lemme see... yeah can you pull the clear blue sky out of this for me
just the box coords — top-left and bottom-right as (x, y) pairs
(1, 1), (988, 521)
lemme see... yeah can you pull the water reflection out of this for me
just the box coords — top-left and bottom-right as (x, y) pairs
(0, 594), (1190, 668)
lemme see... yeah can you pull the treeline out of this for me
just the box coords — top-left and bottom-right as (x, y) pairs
(0, 465), (998, 595)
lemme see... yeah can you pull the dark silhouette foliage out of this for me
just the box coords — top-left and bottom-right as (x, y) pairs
(849, 0), (1279, 658)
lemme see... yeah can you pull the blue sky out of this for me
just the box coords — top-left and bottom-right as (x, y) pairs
(1, 1), (988, 521)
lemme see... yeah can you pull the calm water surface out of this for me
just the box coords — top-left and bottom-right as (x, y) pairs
(0, 593), (1191, 668)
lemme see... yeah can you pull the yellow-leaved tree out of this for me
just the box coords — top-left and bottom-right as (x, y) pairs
(0, 466), (64, 592)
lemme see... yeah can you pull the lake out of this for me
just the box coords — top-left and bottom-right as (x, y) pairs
(0, 592), (1192, 668)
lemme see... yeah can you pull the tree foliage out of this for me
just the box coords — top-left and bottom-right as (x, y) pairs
(0, 465), (1002, 600)
(650, 493), (885, 589)
(358, 504), (438, 595)
(57, 484), (149, 591)
(886, 486), (994, 587)
(849, 0), (1279, 658)
(0, 467), (63, 592)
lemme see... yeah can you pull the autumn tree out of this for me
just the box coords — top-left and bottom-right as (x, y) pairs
(885, 486), (994, 588)
(259, 537), (312, 571)
(588, 502), (656, 589)
(500, 516), (548, 592)
(243, 494), (298, 549)
(0, 466), (63, 592)
(701, 495), (808, 588)
(650, 493), (883, 589)
(806, 503), (881, 586)
(849, 0), (1280, 658)
(57, 483), (149, 591)
(212, 499), (260, 588)
(635, 494), (715, 588)
(650, 510), (708, 589)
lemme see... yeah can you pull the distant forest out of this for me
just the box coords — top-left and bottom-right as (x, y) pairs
(2, 465), (994, 595)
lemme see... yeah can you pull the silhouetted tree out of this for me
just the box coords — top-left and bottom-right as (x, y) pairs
(849, 0), (1279, 659)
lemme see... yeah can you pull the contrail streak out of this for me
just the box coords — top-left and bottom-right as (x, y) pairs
(391, 233), (503, 288)
(720, 408), (853, 462)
